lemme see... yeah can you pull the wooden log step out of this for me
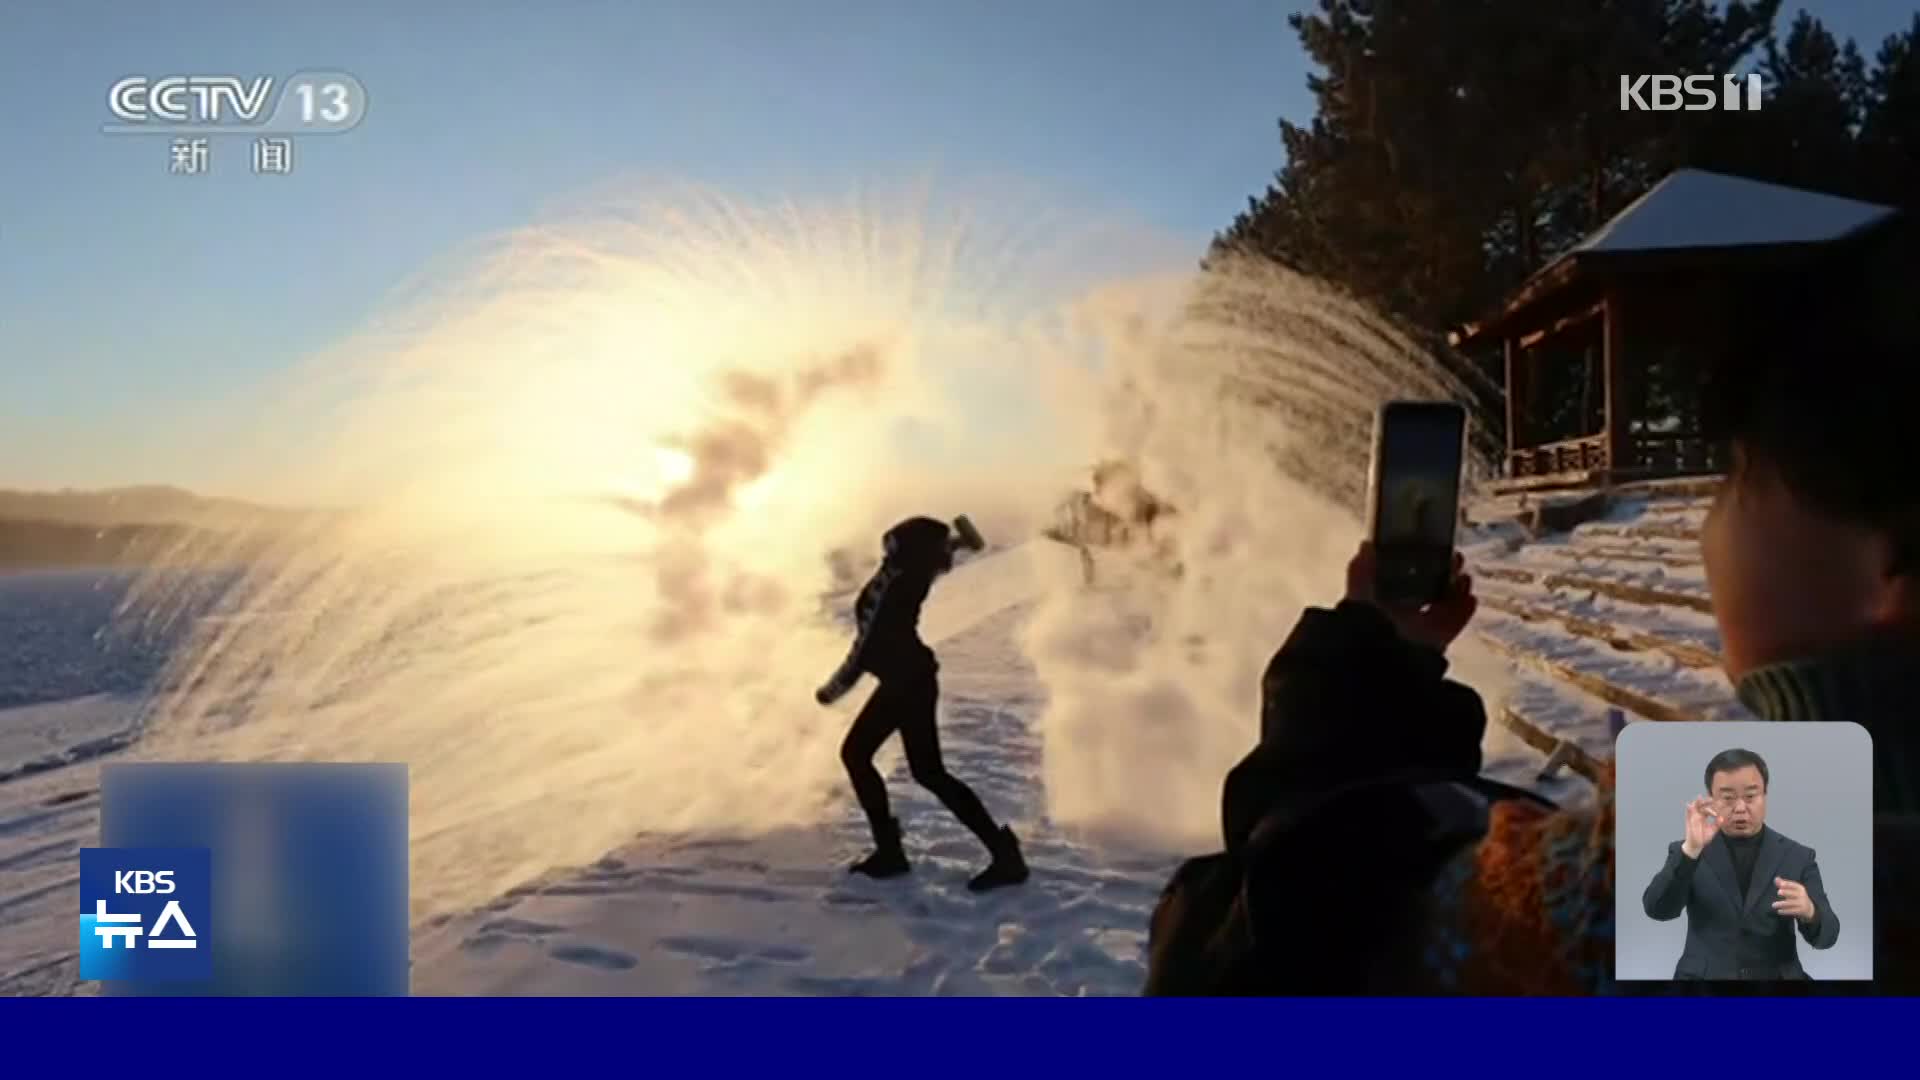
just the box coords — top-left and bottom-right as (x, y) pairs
(1577, 520), (1700, 543)
(1492, 706), (1607, 786)
(1556, 543), (1702, 569)
(1467, 563), (1715, 615)
(1473, 630), (1708, 724)
(1477, 593), (1721, 670)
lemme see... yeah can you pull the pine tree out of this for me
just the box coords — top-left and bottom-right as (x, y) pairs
(1211, 0), (1783, 334)
(1859, 13), (1920, 208)
(1214, 1), (1917, 451)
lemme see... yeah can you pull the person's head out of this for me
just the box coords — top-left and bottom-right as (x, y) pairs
(881, 516), (967, 576)
(1701, 224), (1920, 680)
(1704, 748), (1770, 837)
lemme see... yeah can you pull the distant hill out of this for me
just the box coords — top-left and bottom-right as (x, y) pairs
(0, 487), (302, 570)
(0, 486), (299, 530)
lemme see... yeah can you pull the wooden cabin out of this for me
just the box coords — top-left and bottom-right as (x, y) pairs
(1450, 170), (1903, 493)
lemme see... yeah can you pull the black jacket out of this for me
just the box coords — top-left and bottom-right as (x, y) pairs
(819, 517), (952, 697)
(1641, 826), (1841, 980)
(1145, 600), (1544, 994)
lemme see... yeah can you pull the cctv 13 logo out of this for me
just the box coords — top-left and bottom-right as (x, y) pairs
(79, 848), (212, 983)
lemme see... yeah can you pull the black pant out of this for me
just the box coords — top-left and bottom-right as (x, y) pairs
(839, 662), (1000, 849)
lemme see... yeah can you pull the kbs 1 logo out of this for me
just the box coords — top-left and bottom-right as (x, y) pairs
(79, 848), (212, 983)
(1620, 74), (1764, 112)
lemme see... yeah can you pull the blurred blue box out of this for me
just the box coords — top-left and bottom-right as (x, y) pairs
(98, 763), (409, 996)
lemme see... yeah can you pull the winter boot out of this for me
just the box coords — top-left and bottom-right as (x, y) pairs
(849, 816), (911, 879)
(967, 825), (1030, 892)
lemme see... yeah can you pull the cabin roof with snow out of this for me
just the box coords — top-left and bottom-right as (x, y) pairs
(1452, 170), (1900, 347)
(1571, 169), (1896, 255)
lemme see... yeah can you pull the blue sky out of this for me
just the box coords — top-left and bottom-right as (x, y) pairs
(0, 1), (1909, 496)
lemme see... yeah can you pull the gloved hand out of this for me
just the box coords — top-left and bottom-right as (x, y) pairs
(951, 514), (986, 553)
(816, 668), (859, 706)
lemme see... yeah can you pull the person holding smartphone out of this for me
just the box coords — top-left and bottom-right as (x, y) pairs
(1145, 237), (1920, 994)
(1420, 269), (1919, 995)
(1145, 400), (1504, 993)
(816, 514), (1030, 892)
(1144, 534), (1498, 994)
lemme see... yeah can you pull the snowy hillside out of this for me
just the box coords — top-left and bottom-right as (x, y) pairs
(0, 546), (1179, 996)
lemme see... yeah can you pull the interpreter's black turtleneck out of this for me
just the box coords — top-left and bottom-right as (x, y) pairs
(1724, 829), (1763, 898)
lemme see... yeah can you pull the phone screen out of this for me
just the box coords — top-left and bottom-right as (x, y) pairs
(1374, 404), (1465, 551)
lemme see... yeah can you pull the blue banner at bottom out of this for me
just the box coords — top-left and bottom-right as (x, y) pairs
(0, 998), (1903, 1074)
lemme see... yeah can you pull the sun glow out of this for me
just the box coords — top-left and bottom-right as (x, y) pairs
(653, 447), (695, 490)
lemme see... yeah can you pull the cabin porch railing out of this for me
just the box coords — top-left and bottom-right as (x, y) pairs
(1506, 432), (1725, 483)
(1507, 434), (1608, 479)
(1618, 434), (1725, 477)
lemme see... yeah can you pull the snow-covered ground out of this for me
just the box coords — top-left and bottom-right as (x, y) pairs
(0, 556), (1184, 996)
(0, 490), (1737, 994)
(410, 611), (1171, 996)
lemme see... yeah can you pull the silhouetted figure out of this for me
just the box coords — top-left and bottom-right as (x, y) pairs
(1044, 462), (1183, 585)
(815, 515), (1029, 892)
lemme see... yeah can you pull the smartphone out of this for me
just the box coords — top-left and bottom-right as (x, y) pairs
(1366, 401), (1468, 609)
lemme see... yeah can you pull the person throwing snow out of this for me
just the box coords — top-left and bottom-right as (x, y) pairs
(816, 514), (1029, 892)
